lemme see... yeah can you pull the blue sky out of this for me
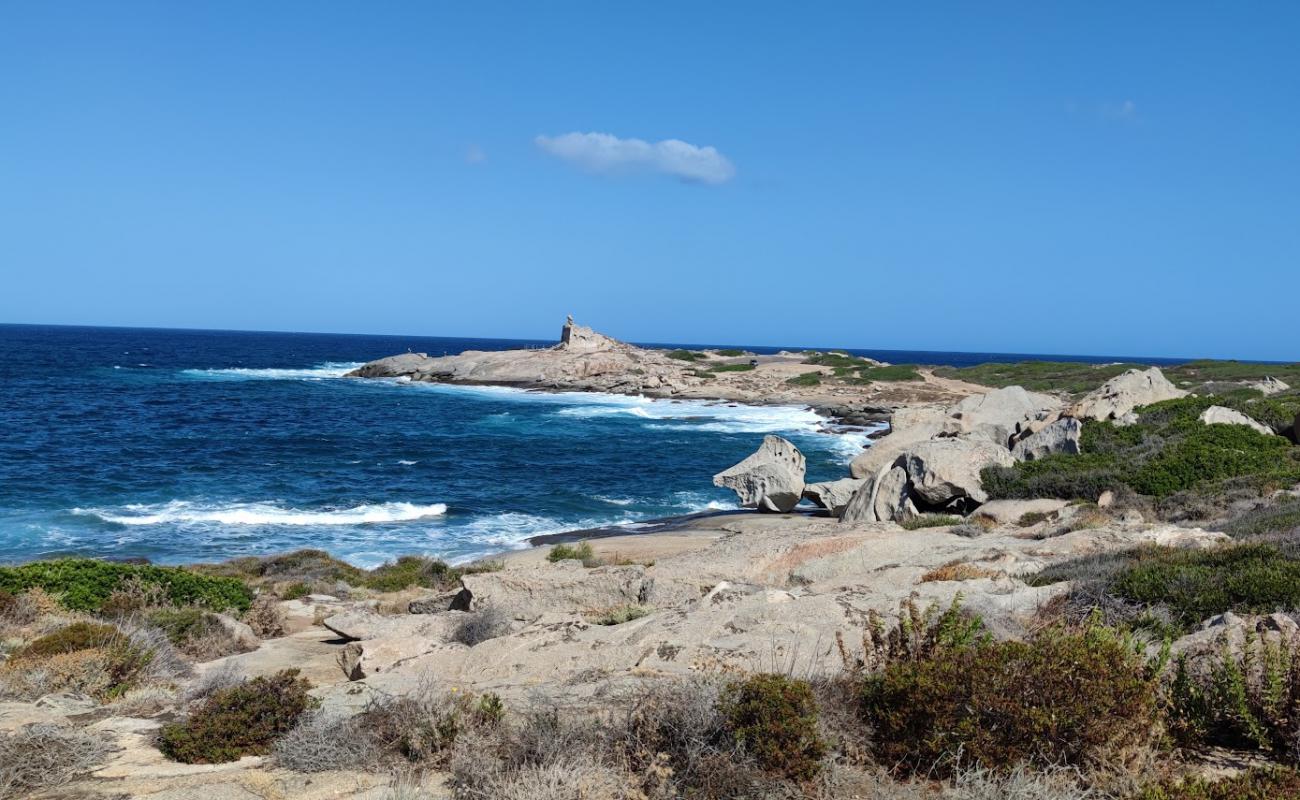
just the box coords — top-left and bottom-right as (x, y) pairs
(2, 2), (1297, 360)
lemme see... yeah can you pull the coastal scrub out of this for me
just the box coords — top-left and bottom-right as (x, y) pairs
(0, 559), (252, 613)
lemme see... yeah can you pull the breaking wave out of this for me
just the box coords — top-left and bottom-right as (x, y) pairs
(73, 500), (448, 526)
(179, 362), (363, 381)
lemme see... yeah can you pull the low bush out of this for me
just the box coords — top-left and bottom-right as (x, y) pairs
(1221, 499), (1300, 538)
(159, 669), (314, 763)
(1136, 767), (1300, 800)
(147, 607), (247, 660)
(364, 555), (475, 592)
(716, 348), (745, 357)
(1166, 631), (1300, 755)
(721, 674), (825, 781)
(281, 581), (311, 600)
(273, 710), (377, 772)
(0, 559), (252, 613)
(785, 372), (822, 386)
(546, 541), (597, 566)
(451, 604), (511, 646)
(1109, 544), (1300, 631)
(934, 361), (1141, 395)
(0, 723), (113, 799)
(861, 620), (1159, 776)
(920, 562), (998, 582)
(359, 686), (503, 767)
(2, 620), (181, 701)
(242, 594), (287, 638)
(900, 514), (962, 530)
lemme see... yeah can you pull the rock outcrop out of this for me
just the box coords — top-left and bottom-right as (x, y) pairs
(1199, 405), (1273, 436)
(713, 435), (806, 512)
(1011, 417), (1083, 461)
(848, 406), (948, 479)
(801, 478), (865, 516)
(942, 386), (1061, 447)
(901, 438), (1016, 508)
(1069, 368), (1188, 423)
(1248, 376), (1290, 395)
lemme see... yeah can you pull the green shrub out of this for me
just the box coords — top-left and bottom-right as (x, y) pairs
(0, 559), (252, 613)
(784, 372), (821, 387)
(899, 514), (962, 530)
(859, 364), (920, 382)
(547, 541), (597, 566)
(362, 556), (465, 592)
(721, 674), (825, 781)
(666, 349), (703, 361)
(860, 621), (1158, 775)
(14, 621), (119, 659)
(716, 348), (745, 357)
(803, 352), (865, 369)
(1166, 631), (1300, 755)
(1109, 544), (1300, 630)
(159, 670), (314, 763)
(983, 453), (1125, 501)
(710, 363), (756, 373)
(1136, 767), (1300, 799)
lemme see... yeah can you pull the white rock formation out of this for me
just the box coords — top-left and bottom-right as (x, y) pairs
(1012, 417), (1083, 461)
(1199, 405), (1273, 436)
(1069, 367), (1188, 423)
(713, 435), (806, 512)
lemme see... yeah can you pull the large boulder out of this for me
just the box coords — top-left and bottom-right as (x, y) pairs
(1248, 376), (1290, 396)
(901, 438), (1015, 508)
(801, 478), (865, 516)
(1199, 405), (1273, 436)
(943, 386), (1061, 448)
(1069, 368), (1188, 423)
(840, 464), (917, 524)
(713, 435), (806, 512)
(849, 406), (948, 479)
(1011, 417), (1083, 461)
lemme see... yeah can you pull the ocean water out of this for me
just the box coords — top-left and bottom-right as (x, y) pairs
(0, 324), (1185, 568)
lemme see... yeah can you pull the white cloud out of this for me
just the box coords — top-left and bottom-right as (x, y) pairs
(534, 131), (735, 185)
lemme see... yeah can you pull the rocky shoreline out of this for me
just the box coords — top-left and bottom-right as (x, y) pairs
(346, 317), (988, 428)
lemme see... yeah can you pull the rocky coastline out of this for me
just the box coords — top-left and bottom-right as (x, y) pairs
(6, 329), (1300, 798)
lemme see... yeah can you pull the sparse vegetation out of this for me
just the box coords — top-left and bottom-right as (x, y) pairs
(159, 669), (314, 763)
(451, 604), (511, 646)
(1136, 767), (1300, 800)
(710, 363), (756, 372)
(920, 561), (998, 582)
(0, 724), (113, 799)
(900, 514), (963, 530)
(856, 364), (921, 382)
(666, 349), (705, 361)
(715, 348), (745, 357)
(1, 620), (173, 701)
(934, 360), (1144, 394)
(546, 541), (598, 566)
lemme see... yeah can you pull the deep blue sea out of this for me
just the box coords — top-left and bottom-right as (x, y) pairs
(0, 324), (1189, 567)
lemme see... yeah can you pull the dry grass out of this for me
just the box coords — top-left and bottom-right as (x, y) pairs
(184, 662), (246, 706)
(920, 561), (1000, 583)
(242, 594), (287, 638)
(451, 604), (511, 646)
(273, 709), (378, 772)
(0, 724), (114, 799)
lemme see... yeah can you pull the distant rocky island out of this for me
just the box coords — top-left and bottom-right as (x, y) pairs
(348, 316), (987, 426)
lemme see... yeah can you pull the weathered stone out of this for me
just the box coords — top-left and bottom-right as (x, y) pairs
(801, 478), (865, 516)
(712, 435), (806, 512)
(872, 465), (916, 523)
(972, 498), (1069, 526)
(1248, 376), (1290, 395)
(943, 386), (1061, 447)
(1199, 405), (1273, 436)
(456, 562), (652, 620)
(901, 438), (1015, 508)
(1069, 368), (1188, 422)
(1011, 417), (1083, 461)
(213, 614), (261, 651)
(848, 406), (947, 479)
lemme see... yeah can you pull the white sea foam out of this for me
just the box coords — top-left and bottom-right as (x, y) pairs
(73, 500), (447, 526)
(180, 361), (363, 381)
(396, 460), (419, 466)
